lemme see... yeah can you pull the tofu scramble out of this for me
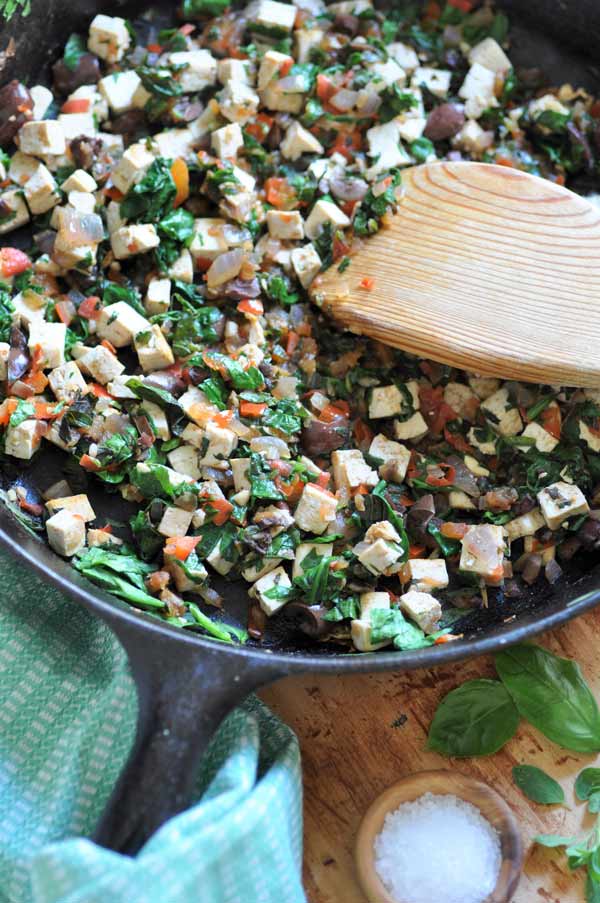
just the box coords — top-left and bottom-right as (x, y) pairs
(0, 0), (599, 652)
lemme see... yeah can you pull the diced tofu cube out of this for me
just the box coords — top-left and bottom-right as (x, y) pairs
(111, 224), (160, 260)
(0, 189), (30, 235)
(218, 58), (253, 85)
(369, 382), (418, 419)
(111, 142), (155, 194)
(393, 412), (428, 442)
(151, 126), (196, 159)
(397, 117), (428, 143)
(218, 81), (259, 124)
(67, 84), (109, 121)
(503, 508), (546, 542)
(467, 426), (497, 456)
(8, 151), (40, 186)
(11, 289), (46, 326)
(190, 217), (229, 262)
(453, 120), (494, 155)
(136, 399), (168, 441)
(464, 454), (490, 478)
(358, 537), (403, 575)
(62, 169), (98, 193)
(231, 457), (251, 492)
(459, 62), (497, 119)
(145, 278), (171, 316)
(87, 528), (122, 548)
(293, 541), (333, 579)
(351, 590), (392, 651)
(167, 445), (201, 480)
(48, 361), (88, 401)
(5, 418), (41, 460)
(78, 345), (125, 384)
(529, 94), (570, 121)
(412, 67), (451, 98)
(481, 388), (522, 437)
(158, 506), (194, 538)
(206, 540), (235, 576)
(305, 199), (350, 241)
(294, 483), (338, 535)
(520, 421), (559, 454)
(366, 120), (411, 177)
(134, 324), (175, 372)
(460, 524), (505, 584)
(97, 302), (151, 348)
(28, 321), (66, 369)
(88, 14), (130, 63)
(402, 558), (449, 593)
(281, 121), (324, 161)
(164, 553), (207, 593)
(468, 376), (502, 399)
(368, 434), (411, 481)
(537, 482), (590, 531)
(18, 121), (66, 157)
(295, 27), (325, 64)
(258, 51), (291, 90)
(580, 421), (600, 453)
(388, 42), (419, 72)
(291, 243), (321, 288)
(45, 493), (95, 522)
(331, 449), (378, 491)
(211, 122), (244, 159)
(168, 249), (194, 284)
(448, 490), (476, 510)
(249, 565), (292, 616)
(57, 112), (96, 141)
(251, 0), (297, 35)
(266, 209), (304, 240)
(443, 382), (479, 420)
(46, 508), (86, 557)
(0, 343), (9, 380)
(468, 37), (511, 74)
(200, 421), (238, 465)
(370, 58), (406, 92)
(30, 85), (53, 121)
(23, 164), (60, 215)
(168, 50), (217, 93)
(399, 590), (441, 634)
(67, 190), (96, 214)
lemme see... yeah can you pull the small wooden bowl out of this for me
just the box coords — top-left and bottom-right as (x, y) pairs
(355, 769), (523, 903)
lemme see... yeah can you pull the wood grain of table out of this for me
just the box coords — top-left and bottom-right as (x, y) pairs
(261, 607), (600, 903)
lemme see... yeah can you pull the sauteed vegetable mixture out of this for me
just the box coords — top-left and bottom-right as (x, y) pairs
(0, 0), (599, 651)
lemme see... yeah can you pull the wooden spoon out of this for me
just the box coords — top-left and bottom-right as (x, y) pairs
(354, 769), (523, 903)
(309, 161), (600, 388)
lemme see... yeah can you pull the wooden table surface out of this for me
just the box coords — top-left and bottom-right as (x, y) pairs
(261, 607), (600, 903)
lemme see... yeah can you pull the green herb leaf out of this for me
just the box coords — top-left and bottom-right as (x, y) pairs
(427, 679), (520, 757)
(120, 158), (176, 223)
(63, 33), (87, 71)
(535, 834), (577, 849)
(126, 377), (186, 436)
(103, 282), (145, 316)
(512, 765), (565, 805)
(495, 645), (600, 753)
(158, 208), (195, 243)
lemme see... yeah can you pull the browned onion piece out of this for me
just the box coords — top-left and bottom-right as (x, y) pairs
(423, 103), (465, 141)
(57, 209), (104, 247)
(330, 176), (369, 202)
(544, 558), (563, 584)
(447, 455), (481, 497)
(8, 326), (30, 382)
(52, 53), (101, 94)
(300, 414), (349, 456)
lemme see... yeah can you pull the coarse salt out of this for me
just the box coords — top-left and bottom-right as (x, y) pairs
(374, 792), (501, 903)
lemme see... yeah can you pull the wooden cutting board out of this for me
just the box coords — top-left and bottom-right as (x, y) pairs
(261, 606), (600, 903)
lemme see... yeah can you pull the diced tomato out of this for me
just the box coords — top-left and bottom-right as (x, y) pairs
(409, 544), (426, 559)
(34, 402), (63, 420)
(328, 128), (362, 160)
(101, 338), (117, 355)
(277, 476), (303, 504)
(212, 410), (233, 428)
(320, 401), (349, 423)
(0, 247), (30, 278)
(171, 158), (190, 208)
(332, 231), (351, 262)
(245, 112), (274, 143)
(147, 43), (163, 53)
(443, 426), (473, 454)
(239, 400), (266, 418)
(541, 404), (562, 440)
(286, 330), (300, 356)
(89, 382), (111, 398)
(353, 418), (374, 448)
(104, 186), (124, 202)
(440, 522), (469, 540)
(60, 98), (91, 114)
(264, 176), (296, 210)
(316, 74), (336, 102)
(237, 298), (264, 316)
(359, 277), (375, 291)
(208, 498), (234, 526)
(425, 463), (456, 488)
(278, 58), (294, 77)
(164, 535), (201, 561)
(78, 295), (102, 319)
(80, 453), (101, 472)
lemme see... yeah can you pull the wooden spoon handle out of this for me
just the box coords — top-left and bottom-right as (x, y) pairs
(310, 162), (600, 387)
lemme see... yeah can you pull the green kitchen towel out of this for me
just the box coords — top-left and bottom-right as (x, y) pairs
(0, 549), (305, 903)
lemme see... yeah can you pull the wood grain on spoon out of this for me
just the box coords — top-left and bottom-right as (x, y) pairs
(310, 161), (600, 388)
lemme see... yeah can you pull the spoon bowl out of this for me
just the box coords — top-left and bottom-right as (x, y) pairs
(354, 768), (523, 903)
(310, 161), (600, 388)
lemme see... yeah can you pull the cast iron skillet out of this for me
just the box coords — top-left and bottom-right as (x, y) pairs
(2, 0), (600, 855)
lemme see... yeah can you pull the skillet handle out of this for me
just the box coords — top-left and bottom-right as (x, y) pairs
(94, 624), (285, 854)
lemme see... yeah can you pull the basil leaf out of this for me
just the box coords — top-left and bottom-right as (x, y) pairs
(158, 208), (195, 242)
(103, 282), (145, 316)
(495, 645), (600, 753)
(427, 679), (520, 757)
(588, 873), (600, 903)
(576, 769), (600, 810)
(512, 765), (565, 805)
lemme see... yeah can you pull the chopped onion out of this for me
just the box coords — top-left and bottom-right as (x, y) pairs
(356, 89), (381, 115)
(277, 75), (307, 93)
(206, 249), (244, 289)
(330, 88), (359, 112)
(57, 208), (104, 247)
(222, 223), (252, 247)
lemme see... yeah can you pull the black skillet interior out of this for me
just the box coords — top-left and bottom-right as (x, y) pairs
(1, 0), (600, 670)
